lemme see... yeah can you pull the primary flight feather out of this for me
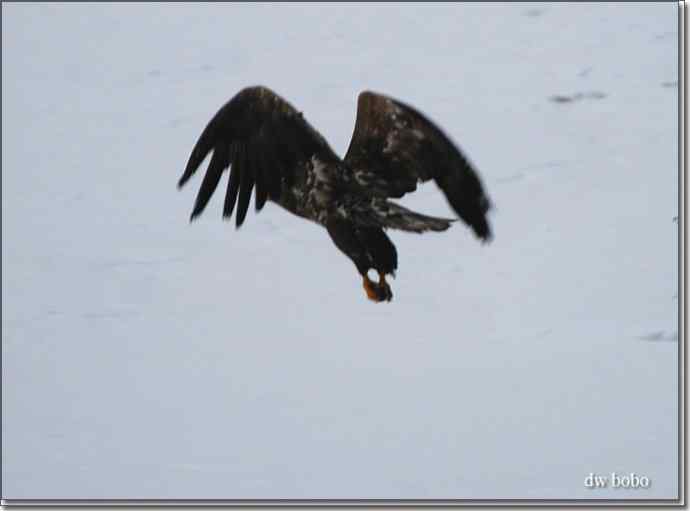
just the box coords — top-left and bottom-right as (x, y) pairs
(178, 85), (493, 302)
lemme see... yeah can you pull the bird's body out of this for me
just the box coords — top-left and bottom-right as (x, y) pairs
(178, 86), (492, 302)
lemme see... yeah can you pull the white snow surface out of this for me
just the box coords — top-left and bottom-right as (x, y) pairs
(2, 2), (679, 500)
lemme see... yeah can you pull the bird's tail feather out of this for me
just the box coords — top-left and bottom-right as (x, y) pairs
(373, 201), (455, 233)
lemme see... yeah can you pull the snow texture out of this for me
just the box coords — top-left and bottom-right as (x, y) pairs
(2, 2), (679, 500)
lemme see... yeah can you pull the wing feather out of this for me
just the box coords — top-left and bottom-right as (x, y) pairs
(262, 147), (283, 201)
(344, 91), (492, 240)
(234, 144), (254, 228)
(189, 142), (231, 221)
(252, 143), (269, 212)
(178, 86), (336, 226)
(222, 143), (241, 219)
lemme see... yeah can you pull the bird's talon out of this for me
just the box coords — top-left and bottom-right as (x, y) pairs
(362, 275), (393, 303)
(378, 272), (393, 302)
(363, 276), (381, 302)
(380, 282), (393, 302)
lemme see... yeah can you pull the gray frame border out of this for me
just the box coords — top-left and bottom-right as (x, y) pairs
(1, 1), (686, 507)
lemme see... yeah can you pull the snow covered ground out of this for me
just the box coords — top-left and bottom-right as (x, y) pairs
(2, 2), (679, 501)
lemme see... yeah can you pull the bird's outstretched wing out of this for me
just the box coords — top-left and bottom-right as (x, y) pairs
(344, 91), (492, 240)
(178, 86), (337, 227)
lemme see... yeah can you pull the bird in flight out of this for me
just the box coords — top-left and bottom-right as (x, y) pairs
(178, 86), (492, 302)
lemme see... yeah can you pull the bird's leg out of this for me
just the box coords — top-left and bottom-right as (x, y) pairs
(362, 274), (382, 302)
(378, 271), (393, 302)
(361, 271), (394, 303)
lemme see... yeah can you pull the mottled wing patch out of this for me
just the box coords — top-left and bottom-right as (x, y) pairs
(343, 91), (493, 240)
(178, 86), (339, 228)
(344, 93), (432, 197)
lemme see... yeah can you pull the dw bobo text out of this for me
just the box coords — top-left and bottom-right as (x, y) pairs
(584, 472), (651, 489)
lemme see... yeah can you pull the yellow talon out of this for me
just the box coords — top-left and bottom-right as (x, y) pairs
(362, 272), (393, 302)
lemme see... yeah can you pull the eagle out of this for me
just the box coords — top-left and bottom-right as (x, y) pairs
(178, 86), (492, 302)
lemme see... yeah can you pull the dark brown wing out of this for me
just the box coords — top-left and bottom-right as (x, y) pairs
(178, 86), (337, 227)
(344, 91), (492, 240)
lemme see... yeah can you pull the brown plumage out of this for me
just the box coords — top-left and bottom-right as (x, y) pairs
(178, 85), (493, 302)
